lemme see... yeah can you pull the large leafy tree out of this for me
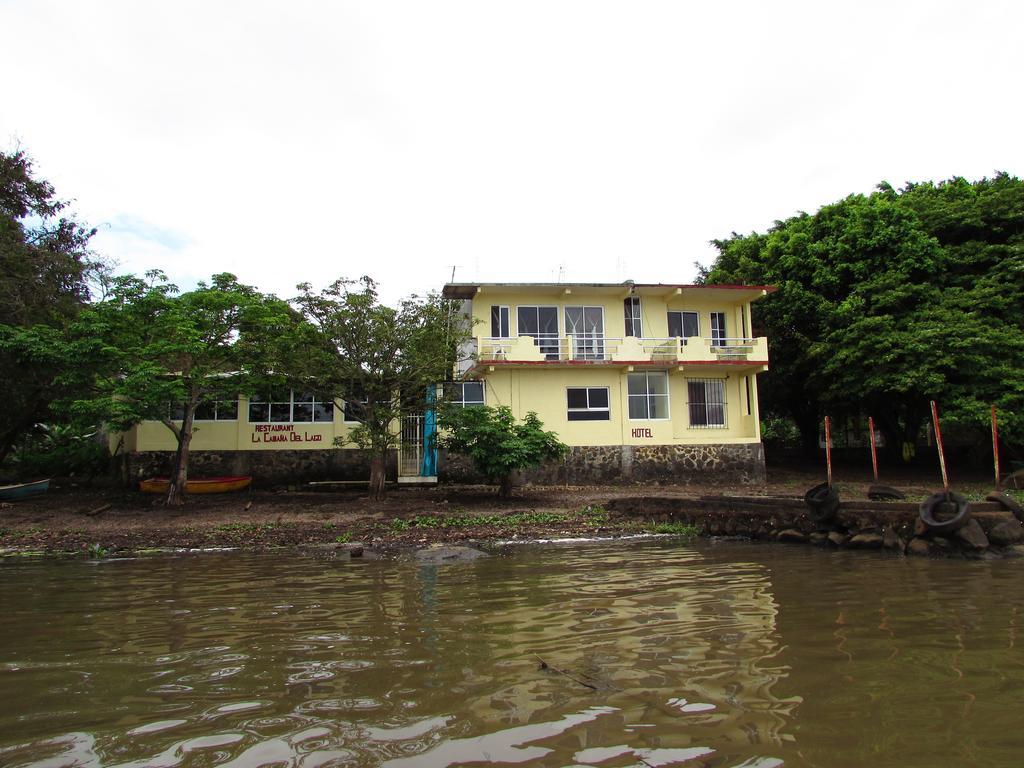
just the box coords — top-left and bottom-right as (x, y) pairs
(438, 405), (568, 497)
(0, 149), (98, 468)
(704, 174), (1024, 459)
(293, 277), (469, 499)
(68, 272), (300, 504)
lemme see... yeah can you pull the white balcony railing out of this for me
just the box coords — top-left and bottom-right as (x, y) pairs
(475, 335), (768, 365)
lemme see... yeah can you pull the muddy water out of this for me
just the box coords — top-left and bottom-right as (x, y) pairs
(1, 541), (1023, 768)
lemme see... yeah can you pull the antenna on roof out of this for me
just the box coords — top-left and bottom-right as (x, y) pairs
(557, 263), (565, 283)
(449, 265), (458, 283)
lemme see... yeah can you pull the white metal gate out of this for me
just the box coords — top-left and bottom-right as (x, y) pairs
(399, 415), (424, 477)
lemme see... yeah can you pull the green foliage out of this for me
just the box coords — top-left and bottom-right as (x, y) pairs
(65, 272), (301, 503)
(86, 543), (109, 559)
(648, 521), (700, 538)
(0, 149), (100, 469)
(760, 416), (801, 449)
(293, 276), (470, 498)
(438, 405), (569, 497)
(334, 532), (353, 543)
(8, 423), (109, 480)
(704, 174), (1024, 456)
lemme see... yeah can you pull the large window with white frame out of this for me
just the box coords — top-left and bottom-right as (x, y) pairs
(667, 310), (700, 340)
(687, 378), (727, 428)
(445, 381), (485, 408)
(516, 306), (560, 359)
(623, 297), (642, 337)
(627, 372), (669, 419)
(566, 386), (610, 421)
(249, 390), (334, 423)
(564, 305), (605, 360)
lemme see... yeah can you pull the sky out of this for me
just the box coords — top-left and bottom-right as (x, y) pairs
(2, 0), (1022, 304)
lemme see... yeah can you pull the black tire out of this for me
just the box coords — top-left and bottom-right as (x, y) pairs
(804, 482), (840, 523)
(868, 484), (905, 501)
(986, 491), (1024, 522)
(919, 491), (971, 534)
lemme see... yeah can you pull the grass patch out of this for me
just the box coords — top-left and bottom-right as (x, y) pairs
(648, 521), (700, 538)
(334, 532), (353, 543)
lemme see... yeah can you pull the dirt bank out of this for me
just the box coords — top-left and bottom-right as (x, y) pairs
(1, 465), (1018, 557)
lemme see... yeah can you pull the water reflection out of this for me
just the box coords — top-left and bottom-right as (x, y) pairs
(0, 541), (1022, 767)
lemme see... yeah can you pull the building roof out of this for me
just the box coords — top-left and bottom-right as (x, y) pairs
(441, 281), (776, 301)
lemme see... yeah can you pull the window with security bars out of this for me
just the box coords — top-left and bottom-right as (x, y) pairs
(687, 379), (727, 428)
(567, 387), (610, 421)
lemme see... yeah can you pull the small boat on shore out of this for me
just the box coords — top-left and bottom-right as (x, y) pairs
(139, 476), (252, 494)
(0, 479), (51, 501)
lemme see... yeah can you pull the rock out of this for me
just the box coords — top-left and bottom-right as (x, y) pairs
(808, 532), (829, 545)
(882, 526), (900, 549)
(954, 519), (989, 551)
(1003, 545), (1024, 559)
(932, 536), (951, 549)
(777, 529), (806, 543)
(414, 545), (489, 564)
(907, 538), (932, 557)
(848, 532), (884, 549)
(988, 520), (1024, 547)
(827, 531), (847, 547)
(913, 517), (929, 537)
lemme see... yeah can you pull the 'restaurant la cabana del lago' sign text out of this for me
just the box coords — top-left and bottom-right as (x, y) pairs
(251, 424), (324, 443)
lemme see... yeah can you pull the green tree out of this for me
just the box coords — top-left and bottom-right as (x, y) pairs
(293, 277), (469, 499)
(438, 405), (568, 498)
(68, 271), (299, 505)
(704, 175), (1024, 459)
(0, 149), (98, 468)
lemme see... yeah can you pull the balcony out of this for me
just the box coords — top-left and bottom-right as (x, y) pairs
(471, 335), (768, 368)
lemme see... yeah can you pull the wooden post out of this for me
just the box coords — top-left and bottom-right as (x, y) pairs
(868, 416), (879, 482)
(825, 415), (833, 488)
(930, 400), (949, 492)
(992, 405), (1001, 490)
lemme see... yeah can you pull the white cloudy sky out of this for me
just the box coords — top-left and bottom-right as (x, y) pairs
(2, 1), (1021, 303)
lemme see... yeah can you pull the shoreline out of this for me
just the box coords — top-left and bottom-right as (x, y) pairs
(2, 470), (1021, 560)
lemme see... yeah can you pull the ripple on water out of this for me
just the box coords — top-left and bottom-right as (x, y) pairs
(2, 541), (1024, 768)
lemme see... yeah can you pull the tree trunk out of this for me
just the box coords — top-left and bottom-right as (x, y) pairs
(499, 473), (513, 498)
(166, 401), (197, 506)
(368, 452), (387, 500)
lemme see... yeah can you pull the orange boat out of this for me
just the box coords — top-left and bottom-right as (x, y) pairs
(139, 476), (252, 494)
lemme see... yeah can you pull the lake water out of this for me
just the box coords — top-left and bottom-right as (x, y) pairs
(1, 540), (1022, 768)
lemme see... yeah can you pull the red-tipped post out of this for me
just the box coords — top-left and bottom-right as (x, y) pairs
(992, 405), (1001, 490)
(930, 400), (949, 493)
(868, 416), (879, 482)
(825, 415), (833, 488)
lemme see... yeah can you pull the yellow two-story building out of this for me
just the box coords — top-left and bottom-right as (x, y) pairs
(119, 279), (771, 487)
(440, 281), (772, 485)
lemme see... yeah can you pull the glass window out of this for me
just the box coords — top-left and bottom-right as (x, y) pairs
(445, 381), (485, 408)
(249, 391), (334, 423)
(710, 312), (727, 345)
(490, 305), (510, 338)
(688, 379), (727, 428)
(627, 372), (669, 419)
(517, 306), (560, 359)
(624, 297), (642, 337)
(667, 311), (700, 339)
(566, 387), (610, 421)
(171, 399), (238, 421)
(343, 388), (369, 422)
